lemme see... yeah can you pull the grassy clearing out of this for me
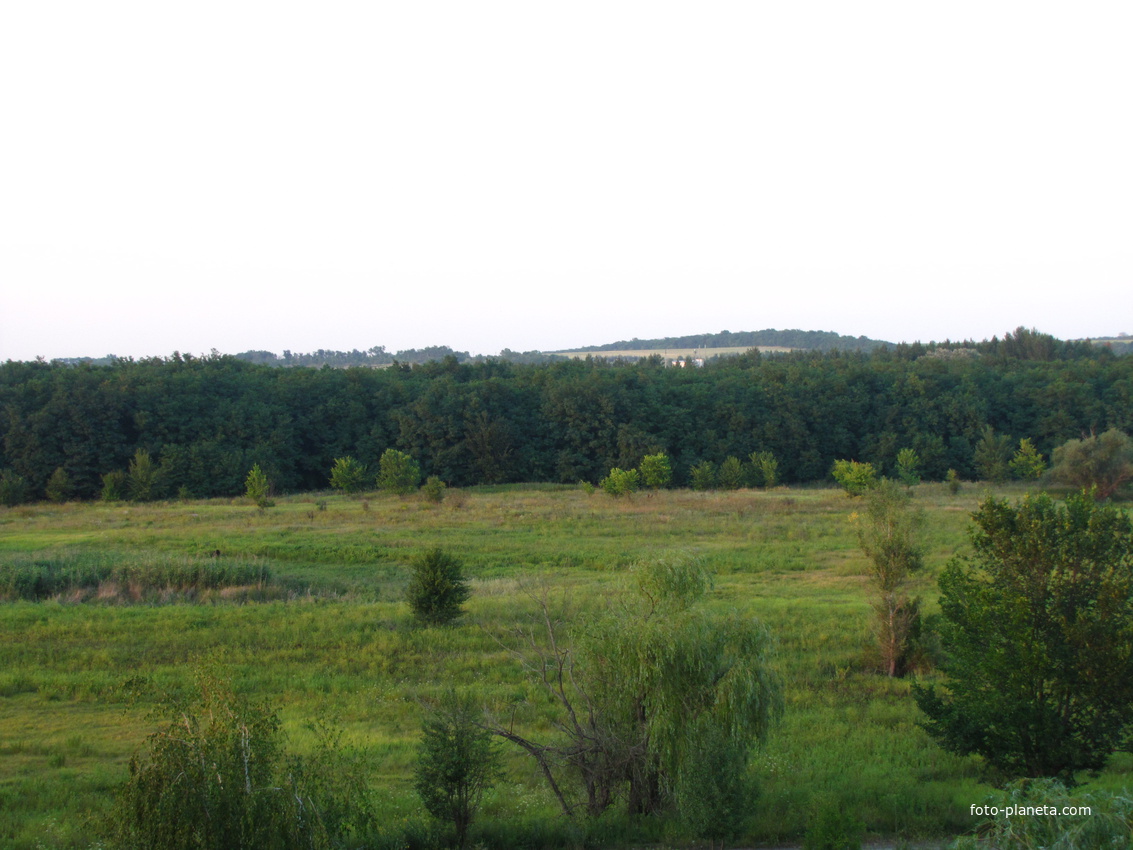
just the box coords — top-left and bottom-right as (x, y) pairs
(0, 483), (1127, 848)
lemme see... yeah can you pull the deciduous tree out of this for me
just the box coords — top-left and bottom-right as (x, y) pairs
(407, 548), (471, 626)
(329, 456), (368, 494)
(914, 491), (1133, 779)
(414, 690), (499, 850)
(855, 479), (925, 676)
(1050, 428), (1132, 499)
(377, 448), (421, 496)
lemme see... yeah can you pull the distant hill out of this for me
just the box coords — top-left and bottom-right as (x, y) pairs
(551, 328), (893, 355)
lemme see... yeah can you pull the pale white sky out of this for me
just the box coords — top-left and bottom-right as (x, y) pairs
(2, 2), (1131, 361)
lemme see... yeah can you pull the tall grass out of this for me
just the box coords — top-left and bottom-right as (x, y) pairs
(0, 483), (1127, 848)
(0, 550), (272, 602)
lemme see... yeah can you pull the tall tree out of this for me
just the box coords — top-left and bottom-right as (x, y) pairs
(914, 491), (1133, 779)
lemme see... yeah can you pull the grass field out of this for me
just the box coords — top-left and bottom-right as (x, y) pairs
(1, 483), (1130, 848)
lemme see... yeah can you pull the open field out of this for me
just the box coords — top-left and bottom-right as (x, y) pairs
(1, 484), (1130, 848)
(548, 346), (796, 360)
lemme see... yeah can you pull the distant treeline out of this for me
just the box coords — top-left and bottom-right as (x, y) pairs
(559, 328), (894, 353)
(3, 328), (1131, 500)
(56, 346), (562, 369)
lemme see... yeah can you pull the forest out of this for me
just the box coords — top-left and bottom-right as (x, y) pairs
(2, 328), (1130, 503)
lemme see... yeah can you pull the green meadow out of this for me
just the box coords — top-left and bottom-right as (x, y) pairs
(1, 484), (1130, 848)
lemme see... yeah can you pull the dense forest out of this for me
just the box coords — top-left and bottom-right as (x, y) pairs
(560, 327), (893, 353)
(3, 328), (1131, 501)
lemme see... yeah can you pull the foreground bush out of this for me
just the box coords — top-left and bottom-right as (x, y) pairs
(415, 690), (500, 849)
(107, 671), (373, 849)
(953, 780), (1133, 849)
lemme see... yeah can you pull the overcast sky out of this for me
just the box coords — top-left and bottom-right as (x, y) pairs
(3, 2), (1131, 361)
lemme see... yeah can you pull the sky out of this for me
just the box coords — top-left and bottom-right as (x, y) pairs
(2, 2), (1131, 362)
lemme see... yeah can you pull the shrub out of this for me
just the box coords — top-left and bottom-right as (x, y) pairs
(954, 779), (1133, 849)
(406, 548), (471, 626)
(127, 449), (160, 502)
(377, 448), (421, 496)
(106, 670), (372, 849)
(973, 425), (1012, 483)
(895, 447), (920, 487)
(422, 475), (447, 504)
(1050, 428), (1133, 499)
(717, 456), (745, 490)
(689, 460), (717, 491)
(415, 690), (499, 850)
(244, 464), (273, 508)
(749, 450), (779, 489)
(638, 452), (672, 489)
(599, 467), (639, 497)
(101, 470), (127, 502)
(1009, 437), (1046, 480)
(329, 456), (369, 494)
(45, 467), (72, 503)
(803, 799), (864, 850)
(945, 468), (961, 494)
(831, 459), (877, 497)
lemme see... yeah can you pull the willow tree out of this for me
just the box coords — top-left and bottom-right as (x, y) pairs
(494, 558), (780, 835)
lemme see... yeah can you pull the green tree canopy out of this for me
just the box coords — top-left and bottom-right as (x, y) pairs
(377, 448), (422, 496)
(1050, 428), (1133, 499)
(329, 456), (369, 494)
(638, 452), (673, 489)
(914, 490), (1133, 780)
(414, 690), (499, 850)
(406, 548), (471, 627)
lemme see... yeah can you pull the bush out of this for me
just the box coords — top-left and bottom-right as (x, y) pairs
(954, 779), (1133, 849)
(803, 799), (864, 850)
(945, 468), (961, 494)
(106, 670), (372, 849)
(831, 460), (877, 497)
(377, 448), (421, 496)
(973, 425), (1012, 483)
(638, 452), (672, 489)
(101, 470), (127, 502)
(45, 466), (72, 503)
(717, 456), (745, 490)
(415, 690), (499, 850)
(127, 449), (160, 502)
(406, 548), (471, 626)
(689, 460), (717, 491)
(422, 475), (447, 504)
(329, 456), (369, 494)
(1009, 437), (1046, 480)
(244, 464), (273, 508)
(895, 447), (920, 487)
(1050, 428), (1133, 499)
(749, 450), (779, 488)
(599, 467), (639, 497)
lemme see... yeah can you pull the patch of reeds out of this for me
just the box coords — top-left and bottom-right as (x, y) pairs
(0, 550), (273, 603)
